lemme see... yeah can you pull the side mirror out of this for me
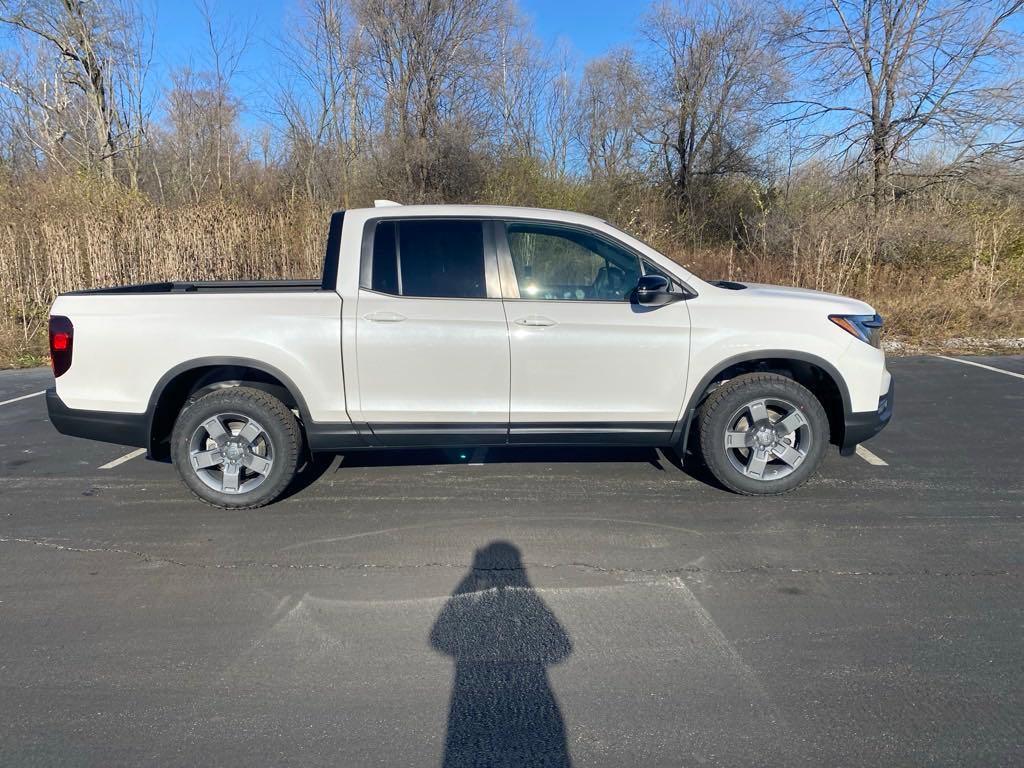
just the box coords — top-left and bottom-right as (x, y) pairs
(634, 274), (676, 306)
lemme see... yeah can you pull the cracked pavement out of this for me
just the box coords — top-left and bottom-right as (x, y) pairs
(0, 356), (1022, 767)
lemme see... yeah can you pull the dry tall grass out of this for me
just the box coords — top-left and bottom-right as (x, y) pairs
(0, 184), (330, 364)
(1, 180), (1022, 367)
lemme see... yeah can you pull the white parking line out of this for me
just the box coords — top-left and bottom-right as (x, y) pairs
(468, 448), (487, 466)
(99, 448), (147, 470)
(855, 444), (888, 466)
(0, 390), (45, 408)
(936, 355), (1024, 380)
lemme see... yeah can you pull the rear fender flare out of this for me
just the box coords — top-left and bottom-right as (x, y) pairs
(145, 357), (316, 451)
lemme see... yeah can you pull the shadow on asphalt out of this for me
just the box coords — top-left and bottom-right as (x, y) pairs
(280, 445), (727, 497)
(278, 453), (338, 501)
(430, 541), (573, 768)
(331, 445), (726, 491)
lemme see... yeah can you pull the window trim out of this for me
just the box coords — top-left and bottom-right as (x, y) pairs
(494, 219), (690, 303)
(358, 216), (501, 301)
(358, 214), (696, 303)
(394, 221), (404, 296)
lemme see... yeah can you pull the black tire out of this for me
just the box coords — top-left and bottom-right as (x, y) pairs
(170, 386), (302, 509)
(697, 373), (829, 495)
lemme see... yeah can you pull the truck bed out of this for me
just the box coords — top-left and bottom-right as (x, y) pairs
(64, 212), (346, 297)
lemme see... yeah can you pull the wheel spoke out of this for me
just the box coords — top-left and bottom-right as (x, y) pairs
(191, 449), (222, 470)
(237, 419), (262, 444)
(202, 416), (228, 441)
(221, 463), (240, 493)
(771, 443), (805, 468)
(242, 453), (272, 476)
(725, 430), (751, 449)
(189, 410), (278, 497)
(775, 410), (807, 435)
(747, 399), (769, 424)
(746, 449), (769, 478)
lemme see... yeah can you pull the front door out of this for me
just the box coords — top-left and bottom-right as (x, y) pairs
(498, 220), (691, 444)
(354, 218), (510, 445)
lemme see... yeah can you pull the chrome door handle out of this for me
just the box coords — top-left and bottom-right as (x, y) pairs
(364, 311), (407, 323)
(514, 315), (557, 327)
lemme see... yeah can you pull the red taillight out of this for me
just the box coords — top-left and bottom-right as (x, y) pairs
(49, 315), (74, 377)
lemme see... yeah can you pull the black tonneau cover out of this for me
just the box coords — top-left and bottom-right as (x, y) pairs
(65, 280), (324, 295)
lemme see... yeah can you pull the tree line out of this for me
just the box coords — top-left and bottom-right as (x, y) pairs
(0, 0), (1020, 214)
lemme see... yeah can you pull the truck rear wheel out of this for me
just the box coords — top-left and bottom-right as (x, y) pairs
(170, 386), (302, 508)
(697, 373), (829, 495)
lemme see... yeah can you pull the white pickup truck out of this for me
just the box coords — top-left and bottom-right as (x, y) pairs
(46, 203), (892, 507)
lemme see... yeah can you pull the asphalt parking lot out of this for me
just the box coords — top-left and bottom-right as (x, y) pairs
(1, 355), (1021, 767)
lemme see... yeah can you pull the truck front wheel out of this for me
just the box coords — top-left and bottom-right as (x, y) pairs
(170, 386), (302, 508)
(697, 373), (829, 495)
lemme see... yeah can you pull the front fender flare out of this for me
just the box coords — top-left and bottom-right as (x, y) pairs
(673, 349), (852, 452)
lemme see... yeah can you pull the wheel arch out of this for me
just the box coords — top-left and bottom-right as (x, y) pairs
(146, 357), (312, 460)
(677, 350), (851, 452)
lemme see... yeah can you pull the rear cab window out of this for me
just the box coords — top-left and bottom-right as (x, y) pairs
(365, 219), (487, 299)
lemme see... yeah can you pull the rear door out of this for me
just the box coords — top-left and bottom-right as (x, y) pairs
(354, 218), (510, 445)
(498, 220), (691, 444)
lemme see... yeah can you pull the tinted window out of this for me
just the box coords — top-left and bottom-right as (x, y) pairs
(371, 221), (399, 294)
(370, 219), (486, 299)
(506, 223), (641, 301)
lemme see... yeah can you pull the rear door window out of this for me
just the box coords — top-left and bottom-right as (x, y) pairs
(369, 219), (486, 299)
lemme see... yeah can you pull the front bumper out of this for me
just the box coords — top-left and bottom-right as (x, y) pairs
(839, 376), (893, 455)
(46, 388), (149, 449)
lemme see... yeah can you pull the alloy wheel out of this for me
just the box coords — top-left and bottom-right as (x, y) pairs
(188, 413), (275, 494)
(723, 397), (811, 481)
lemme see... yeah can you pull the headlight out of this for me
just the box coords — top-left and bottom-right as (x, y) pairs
(829, 314), (883, 348)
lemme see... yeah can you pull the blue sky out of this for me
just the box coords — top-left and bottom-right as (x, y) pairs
(153, 0), (642, 62)
(520, 0), (643, 57)
(149, 0), (646, 127)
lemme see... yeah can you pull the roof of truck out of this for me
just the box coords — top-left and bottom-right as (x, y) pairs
(347, 203), (608, 227)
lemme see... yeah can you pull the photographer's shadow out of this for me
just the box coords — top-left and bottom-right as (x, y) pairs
(430, 541), (573, 768)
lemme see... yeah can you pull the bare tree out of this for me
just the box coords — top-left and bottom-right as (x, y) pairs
(274, 0), (363, 203)
(155, 65), (244, 203)
(114, 0), (155, 191)
(487, 8), (546, 158)
(781, 0), (1024, 213)
(0, 41), (74, 175)
(541, 41), (575, 177)
(197, 0), (250, 196)
(640, 0), (786, 204)
(0, 0), (152, 182)
(354, 0), (504, 199)
(575, 48), (644, 179)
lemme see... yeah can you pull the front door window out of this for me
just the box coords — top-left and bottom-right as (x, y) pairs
(505, 223), (641, 302)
